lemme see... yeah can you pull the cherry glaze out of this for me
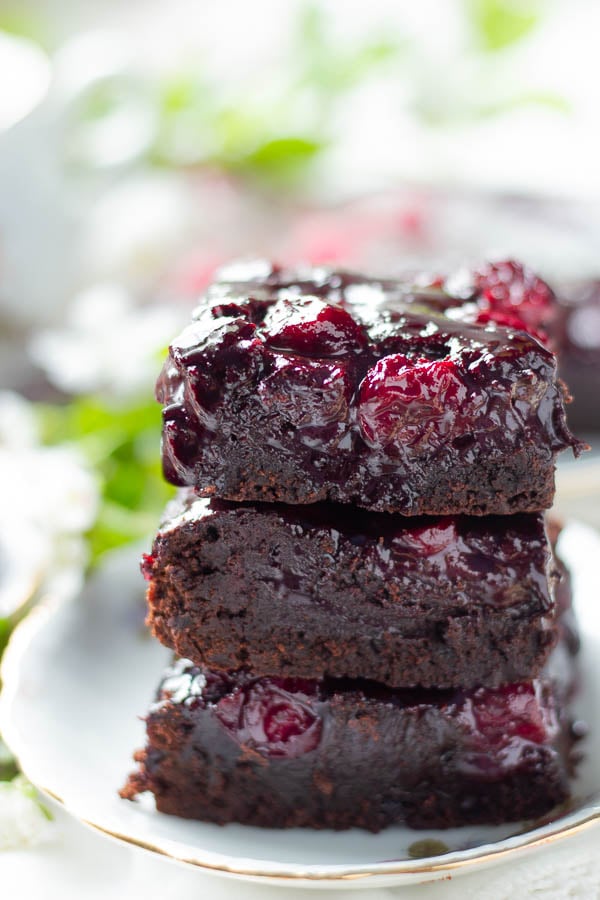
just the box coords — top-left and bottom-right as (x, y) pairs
(157, 260), (583, 505)
(157, 659), (561, 771)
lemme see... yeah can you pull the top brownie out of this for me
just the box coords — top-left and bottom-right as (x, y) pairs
(157, 260), (583, 515)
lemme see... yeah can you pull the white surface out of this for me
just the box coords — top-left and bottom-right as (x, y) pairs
(0, 801), (599, 900)
(1, 526), (599, 890)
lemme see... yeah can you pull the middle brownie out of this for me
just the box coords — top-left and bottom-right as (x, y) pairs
(143, 490), (558, 690)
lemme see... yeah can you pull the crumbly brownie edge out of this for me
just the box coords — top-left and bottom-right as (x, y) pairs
(181, 442), (555, 516)
(147, 583), (555, 690)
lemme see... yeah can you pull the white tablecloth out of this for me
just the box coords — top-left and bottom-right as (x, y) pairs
(1, 799), (598, 899)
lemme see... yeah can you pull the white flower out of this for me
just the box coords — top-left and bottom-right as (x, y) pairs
(83, 172), (193, 288)
(30, 283), (182, 398)
(0, 778), (54, 850)
(0, 393), (99, 618)
(0, 390), (39, 450)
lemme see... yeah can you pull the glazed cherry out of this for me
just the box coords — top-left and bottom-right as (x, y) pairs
(474, 308), (548, 345)
(177, 319), (264, 412)
(464, 683), (554, 748)
(258, 359), (351, 429)
(392, 518), (458, 556)
(264, 297), (367, 357)
(472, 260), (554, 338)
(358, 354), (469, 453)
(209, 297), (272, 324)
(216, 678), (322, 758)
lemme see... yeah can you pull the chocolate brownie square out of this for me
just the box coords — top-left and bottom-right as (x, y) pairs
(121, 640), (577, 831)
(143, 491), (561, 689)
(157, 261), (583, 515)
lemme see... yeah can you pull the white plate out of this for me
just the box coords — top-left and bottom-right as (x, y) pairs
(1, 525), (599, 890)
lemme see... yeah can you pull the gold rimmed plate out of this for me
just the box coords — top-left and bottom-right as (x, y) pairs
(1, 525), (599, 890)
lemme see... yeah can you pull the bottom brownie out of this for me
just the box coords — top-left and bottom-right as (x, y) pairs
(121, 646), (577, 832)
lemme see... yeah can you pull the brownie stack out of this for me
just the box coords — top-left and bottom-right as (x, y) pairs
(122, 259), (584, 831)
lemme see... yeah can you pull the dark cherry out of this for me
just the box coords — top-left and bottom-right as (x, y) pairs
(258, 358), (352, 429)
(472, 260), (555, 339)
(264, 297), (367, 357)
(215, 678), (322, 758)
(161, 407), (203, 481)
(474, 309), (548, 345)
(209, 297), (272, 324)
(392, 518), (458, 556)
(177, 319), (265, 415)
(462, 683), (554, 748)
(357, 354), (470, 452)
(160, 660), (566, 788)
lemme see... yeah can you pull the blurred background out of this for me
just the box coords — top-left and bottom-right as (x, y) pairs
(1, 0), (600, 844)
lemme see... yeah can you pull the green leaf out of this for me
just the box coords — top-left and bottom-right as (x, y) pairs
(161, 73), (206, 116)
(241, 137), (323, 180)
(0, 619), (11, 657)
(0, 739), (17, 782)
(149, 1), (402, 186)
(475, 90), (571, 118)
(211, 107), (270, 160)
(295, 3), (401, 94)
(0, 12), (47, 48)
(465, 0), (544, 52)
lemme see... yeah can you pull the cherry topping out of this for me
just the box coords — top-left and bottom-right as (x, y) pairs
(474, 309), (548, 346)
(463, 683), (554, 748)
(174, 319), (264, 414)
(258, 359), (351, 429)
(209, 297), (271, 324)
(162, 407), (201, 470)
(358, 354), (470, 453)
(157, 263), (583, 497)
(393, 518), (458, 556)
(472, 260), (554, 341)
(264, 297), (367, 357)
(215, 678), (322, 758)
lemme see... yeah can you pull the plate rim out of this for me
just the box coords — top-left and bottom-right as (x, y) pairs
(1, 533), (600, 886)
